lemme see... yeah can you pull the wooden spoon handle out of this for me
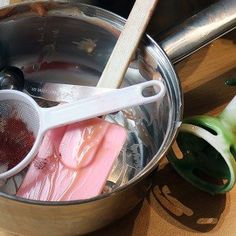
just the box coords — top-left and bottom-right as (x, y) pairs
(97, 0), (158, 89)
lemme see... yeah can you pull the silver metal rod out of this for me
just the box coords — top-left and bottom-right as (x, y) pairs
(159, 0), (236, 64)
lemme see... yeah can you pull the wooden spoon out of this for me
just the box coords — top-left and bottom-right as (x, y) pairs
(97, 0), (158, 89)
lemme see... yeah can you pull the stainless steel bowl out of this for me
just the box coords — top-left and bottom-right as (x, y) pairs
(0, 1), (235, 235)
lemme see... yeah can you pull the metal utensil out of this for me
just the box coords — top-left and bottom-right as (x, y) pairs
(0, 66), (111, 103)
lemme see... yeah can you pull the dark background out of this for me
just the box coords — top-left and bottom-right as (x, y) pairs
(80, 0), (218, 38)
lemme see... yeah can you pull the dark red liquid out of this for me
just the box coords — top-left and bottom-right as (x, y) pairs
(0, 117), (35, 170)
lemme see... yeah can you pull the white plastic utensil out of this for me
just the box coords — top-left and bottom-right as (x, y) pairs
(24, 81), (112, 103)
(0, 80), (165, 179)
(0, 66), (112, 103)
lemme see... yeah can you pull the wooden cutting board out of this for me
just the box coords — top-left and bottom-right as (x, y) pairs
(0, 1), (236, 235)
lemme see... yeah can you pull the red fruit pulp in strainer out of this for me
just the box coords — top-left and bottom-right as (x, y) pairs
(0, 117), (35, 170)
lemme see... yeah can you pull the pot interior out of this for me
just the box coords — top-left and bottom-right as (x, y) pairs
(0, 2), (182, 202)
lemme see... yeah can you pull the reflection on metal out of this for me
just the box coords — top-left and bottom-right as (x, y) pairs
(160, 0), (236, 63)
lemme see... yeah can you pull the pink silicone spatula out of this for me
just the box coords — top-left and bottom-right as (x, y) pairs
(17, 119), (127, 201)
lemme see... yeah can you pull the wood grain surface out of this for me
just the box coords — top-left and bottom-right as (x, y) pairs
(0, 1), (236, 235)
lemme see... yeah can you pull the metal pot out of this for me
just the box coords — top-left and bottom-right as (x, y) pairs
(0, 1), (235, 235)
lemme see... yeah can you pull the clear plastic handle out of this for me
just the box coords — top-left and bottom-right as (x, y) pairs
(40, 80), (165, 132)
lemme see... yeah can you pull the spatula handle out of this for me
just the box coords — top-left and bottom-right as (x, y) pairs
(97, 0), (158, 89)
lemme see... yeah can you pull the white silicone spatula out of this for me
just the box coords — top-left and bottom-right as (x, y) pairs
(97, 0), (159, 89)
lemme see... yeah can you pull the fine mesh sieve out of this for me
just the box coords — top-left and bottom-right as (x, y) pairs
(0, 80), (165, 179)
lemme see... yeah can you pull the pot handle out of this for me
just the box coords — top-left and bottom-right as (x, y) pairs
(159, 0), (236, 64)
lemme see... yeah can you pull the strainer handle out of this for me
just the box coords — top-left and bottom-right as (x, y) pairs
(41, 80), (165, 132)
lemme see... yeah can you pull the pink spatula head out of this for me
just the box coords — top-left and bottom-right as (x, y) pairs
(59, 119), (110, 170)
(17, 118), (127, 201)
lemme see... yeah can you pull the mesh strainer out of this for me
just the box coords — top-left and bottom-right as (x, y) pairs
(0, 80), (165, 179)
